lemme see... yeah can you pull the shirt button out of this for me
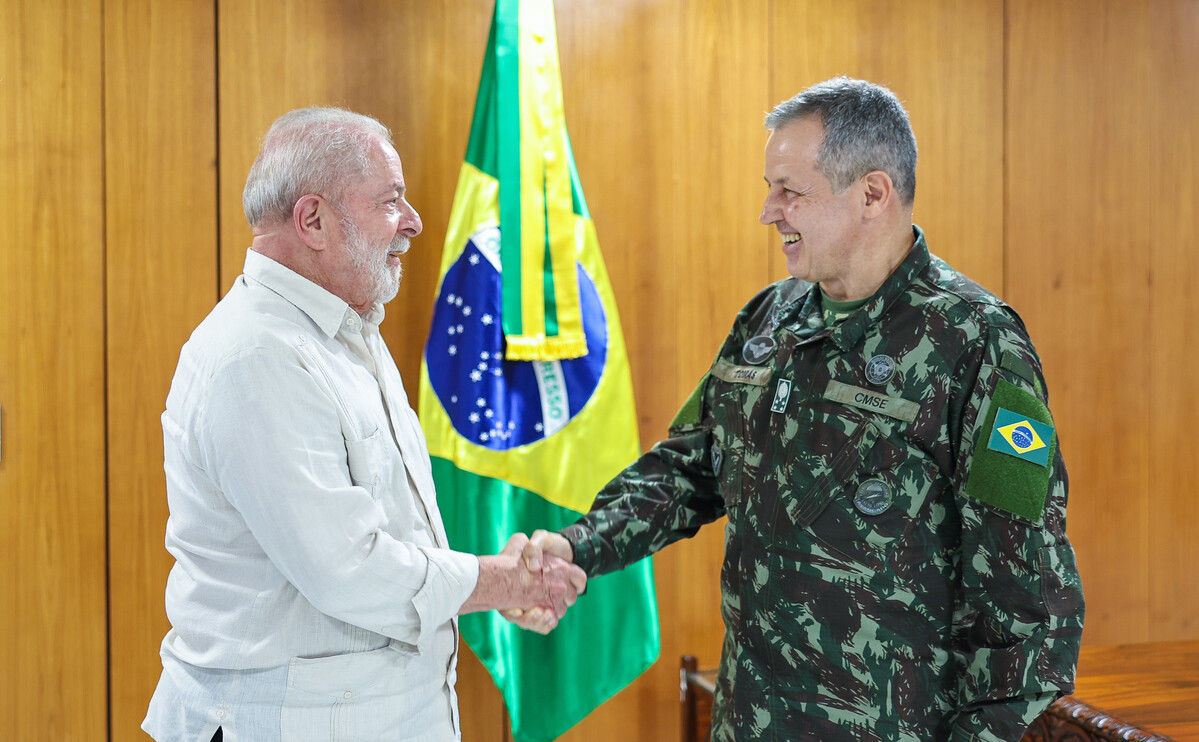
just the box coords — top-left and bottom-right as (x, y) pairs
(343, 691), (353, 699)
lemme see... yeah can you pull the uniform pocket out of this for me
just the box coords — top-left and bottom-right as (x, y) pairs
(781, 419), (881, 532)
(776, 422), (945, 579)
(1039, 542), (1084, 618)
(709, 377), (767, 511)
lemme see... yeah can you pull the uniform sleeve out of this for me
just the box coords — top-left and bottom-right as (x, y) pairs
(562, 383), (728, 577)
(947, 324), (1085, 741)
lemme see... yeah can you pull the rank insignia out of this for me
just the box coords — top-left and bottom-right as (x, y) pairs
(771, 378), (792, 413)
(987, 407), (1053, 467)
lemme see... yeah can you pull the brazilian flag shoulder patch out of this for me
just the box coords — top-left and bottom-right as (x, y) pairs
(987, 408), (1053, 466)
(964, 378), (1057, 522)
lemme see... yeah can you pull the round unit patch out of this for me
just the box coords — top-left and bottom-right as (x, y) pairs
(865, 354), (896, 385)
(742, 335), (776, 365)
(853, 479), (893, 516)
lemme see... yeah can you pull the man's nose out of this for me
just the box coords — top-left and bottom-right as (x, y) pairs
(399, 200), (423, 237)
(759, 193), (778, 225)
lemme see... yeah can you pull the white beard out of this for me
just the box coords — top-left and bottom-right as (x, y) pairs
(343, 217), (406, 306)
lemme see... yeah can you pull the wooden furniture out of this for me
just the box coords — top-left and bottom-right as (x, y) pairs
(681, 640), (1199, 741)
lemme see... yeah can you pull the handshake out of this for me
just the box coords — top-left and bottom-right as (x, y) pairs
(460, 530), (581, 635)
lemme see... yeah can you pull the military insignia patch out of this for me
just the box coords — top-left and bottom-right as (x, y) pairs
(771, 378), (792, 413)
(853, 479), (892, 516)
(963, 379), (1057, 522)
(987, 408), (1053, 466)
(865, 354), (896, 385)
(742, 335), (776, 365)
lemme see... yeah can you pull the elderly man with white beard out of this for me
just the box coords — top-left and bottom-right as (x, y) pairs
(143, 107), (584, 742)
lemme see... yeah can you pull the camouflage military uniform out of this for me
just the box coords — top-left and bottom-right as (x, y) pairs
(561, 227), (1084, 742)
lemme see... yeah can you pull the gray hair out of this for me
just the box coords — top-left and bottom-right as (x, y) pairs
(242, 107), (393, 228)
(765, 77), (917, 206)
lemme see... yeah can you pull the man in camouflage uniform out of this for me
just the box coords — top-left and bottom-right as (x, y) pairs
(525, 77), (1084, 741)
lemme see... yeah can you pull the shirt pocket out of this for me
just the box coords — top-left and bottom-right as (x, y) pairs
(344, 428), (384, 498)
(281, 643), (419, 739)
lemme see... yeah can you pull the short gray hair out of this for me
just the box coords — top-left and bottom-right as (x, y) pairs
(765, 77), (917, 206)
(242, 107), (393, 228)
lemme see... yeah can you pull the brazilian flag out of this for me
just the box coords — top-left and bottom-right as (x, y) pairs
(417, 0), (659, 739)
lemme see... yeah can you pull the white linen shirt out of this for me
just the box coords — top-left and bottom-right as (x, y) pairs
(143, 249), (480, 742)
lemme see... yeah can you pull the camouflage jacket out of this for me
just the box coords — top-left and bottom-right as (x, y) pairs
(561, 228), (1084, 742)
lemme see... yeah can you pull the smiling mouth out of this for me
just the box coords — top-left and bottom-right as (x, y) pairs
(388, 237), (410, 257)
(782, 233), (801, 244)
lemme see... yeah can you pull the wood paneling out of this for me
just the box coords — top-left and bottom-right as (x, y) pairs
(1146, 0), (1199, 641)
(769, 0), (1005, 290)
(104, 0), (219, 739)
(1007, 0), (1159, 645)
(0, 0), (108, 738)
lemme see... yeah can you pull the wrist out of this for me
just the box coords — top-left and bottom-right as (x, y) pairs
(461, 553), (520, 614)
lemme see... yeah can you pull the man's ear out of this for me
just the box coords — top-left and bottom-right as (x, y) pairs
(861, 170), (895, 217)
(293, 194), (330, 250)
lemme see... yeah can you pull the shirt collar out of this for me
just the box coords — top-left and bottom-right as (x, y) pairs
(242, 249), (385, 338)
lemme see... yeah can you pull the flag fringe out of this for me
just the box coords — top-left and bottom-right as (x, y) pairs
(504, 334), (588, 361)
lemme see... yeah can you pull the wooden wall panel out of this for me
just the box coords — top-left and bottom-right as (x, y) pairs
(0, 0), (108, 738)
(550, 3), (770, 738)
(1146, 0), (1199, 641)
(104, 0), (219, 739)
(769, 0), (1005, 291)
(1007, 0), (1156, 645)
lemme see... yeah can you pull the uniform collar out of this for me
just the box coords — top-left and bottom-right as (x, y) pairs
(242, 249), (385, 338)
(821, 225), (930, 352)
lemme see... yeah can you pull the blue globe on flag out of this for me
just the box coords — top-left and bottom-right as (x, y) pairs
(425, 227), (608, 451)
(1011, 425), (1034, 450)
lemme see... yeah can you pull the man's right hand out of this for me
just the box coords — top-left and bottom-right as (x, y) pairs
(499, 529), (581, 632)
(462, 533), (586, 635)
